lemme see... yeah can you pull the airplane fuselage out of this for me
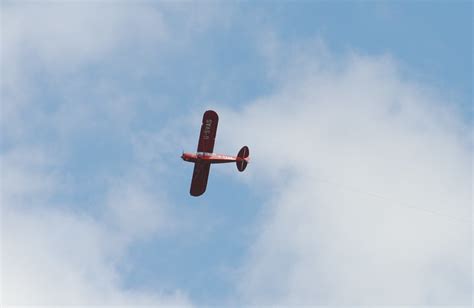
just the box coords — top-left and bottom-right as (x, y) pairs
(181, 152), (245, 164)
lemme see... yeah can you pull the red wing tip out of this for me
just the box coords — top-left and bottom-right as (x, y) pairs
(204, 110), (218, 118)
(190, 186), (206, 196)
(190, 191), (205, 197)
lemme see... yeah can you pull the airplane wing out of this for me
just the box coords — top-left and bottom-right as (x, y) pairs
(190, 162), (211, 196)
(197, 110), (219, 153)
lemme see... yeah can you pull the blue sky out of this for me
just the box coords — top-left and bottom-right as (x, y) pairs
(1, 1), (472, 306)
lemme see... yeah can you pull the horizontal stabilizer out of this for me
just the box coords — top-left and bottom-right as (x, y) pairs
(236, 146), (249, 172)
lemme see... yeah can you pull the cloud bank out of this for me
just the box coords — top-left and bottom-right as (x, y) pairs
(220, 44), (472, 305)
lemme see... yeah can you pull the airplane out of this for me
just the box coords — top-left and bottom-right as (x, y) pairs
(181, 110), (250, 196)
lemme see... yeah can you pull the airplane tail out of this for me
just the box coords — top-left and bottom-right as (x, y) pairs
(236, 146), (249, 172)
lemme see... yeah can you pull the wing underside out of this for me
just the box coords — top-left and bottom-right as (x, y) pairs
(197, 110), (219, 153)
(190, 162), (211, 196)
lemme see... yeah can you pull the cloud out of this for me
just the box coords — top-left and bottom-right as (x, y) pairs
(2, 2), (166, 72)
(3, 209), (190, 306)
(0, 3), (191, 306)
(1, 2), (471, 306)
(219, 43), (472, 305)
(1, 144), (191, 306)
(1, 1), (166, 141)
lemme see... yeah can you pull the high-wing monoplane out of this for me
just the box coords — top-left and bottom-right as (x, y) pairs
(181, 110), (250, 196)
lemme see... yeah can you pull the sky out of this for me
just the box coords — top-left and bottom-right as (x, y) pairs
(1, 1), (472, 306)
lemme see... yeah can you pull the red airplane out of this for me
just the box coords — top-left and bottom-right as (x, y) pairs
(181, 110), (250, 196)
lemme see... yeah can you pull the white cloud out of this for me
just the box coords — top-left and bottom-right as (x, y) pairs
(219, 44), (472, 305)
(3, 207), (190, 306)
(1, 2), (471, 306)
(1, 145), (191, 306)
(0, 3), (191, 306)
(1, 2), (167, 141)
(2, 2), (166, 72)
(104, 174), (176, 241)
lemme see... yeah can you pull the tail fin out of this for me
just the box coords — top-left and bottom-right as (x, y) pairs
(236, 146), (249, 172)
